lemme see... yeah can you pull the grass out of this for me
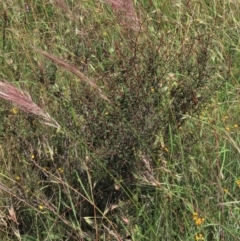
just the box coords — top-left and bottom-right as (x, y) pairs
(1, 0), (240, 240)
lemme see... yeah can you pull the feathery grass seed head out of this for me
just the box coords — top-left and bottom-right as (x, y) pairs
(0, 80), (60, 128)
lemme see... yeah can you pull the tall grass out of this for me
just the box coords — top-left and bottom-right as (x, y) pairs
(0, 0), (240, 240)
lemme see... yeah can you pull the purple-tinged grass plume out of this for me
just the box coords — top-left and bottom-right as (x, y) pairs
(106, 0), (140, 31)
(0, 80), (60, 129)
(35, 49), (111, 103)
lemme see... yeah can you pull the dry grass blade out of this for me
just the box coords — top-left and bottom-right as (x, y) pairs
(8, 205), (19, 225)
(35, 49), (111, 103)
(0, 80), (60, 129)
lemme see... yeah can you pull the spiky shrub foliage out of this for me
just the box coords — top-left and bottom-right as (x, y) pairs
(0, 0), (239, 240)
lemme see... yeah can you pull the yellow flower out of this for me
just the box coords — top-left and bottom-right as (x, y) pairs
(225, 126), (230, 132)
(38, 205), (44, 210)
(15, 176), (21, 181)
(195, 217), (205, 226)
(163, 147), (169, 153)
(10, 107), (18, 114)
(58, 168), (64, 174)
(236, 180), (240, 187)
(222, 116), (228, 122)
(193, 212), (205, 226)
(195, 233), (204, 240)
(223, 188), (229, 194)
(193, 212), (198, 219)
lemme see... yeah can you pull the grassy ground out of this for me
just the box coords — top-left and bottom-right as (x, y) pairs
(1, 0), (240, 240)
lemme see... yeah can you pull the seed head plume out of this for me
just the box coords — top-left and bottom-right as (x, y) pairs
(0, 80), (60, 129)
(35, 49), (111, 103)
(106, 0), (140, 31)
